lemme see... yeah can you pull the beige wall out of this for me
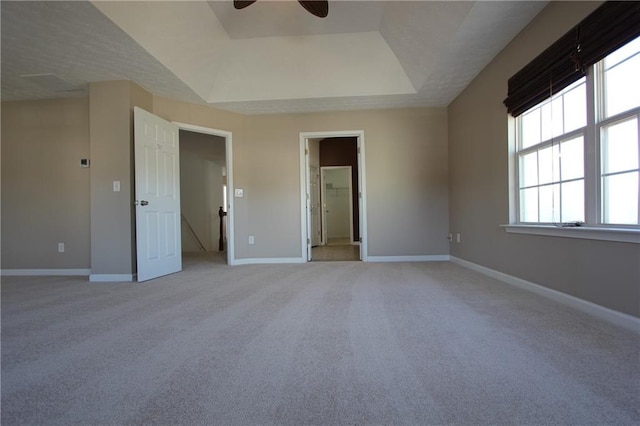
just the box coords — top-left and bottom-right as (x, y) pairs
(1, 98), (90, 269)
(448, 1), (640, 317)
(1, 92), (449, 272)
(89, 80), (152, 278)
(154, 100), (450, 260)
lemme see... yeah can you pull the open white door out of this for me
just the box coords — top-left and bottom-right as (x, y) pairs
(134, 107), (181, 282)
(304, 142), (312, 260)
(310, 165), (321, 247)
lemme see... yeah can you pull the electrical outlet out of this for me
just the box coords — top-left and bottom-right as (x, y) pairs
(456, 233), (461, 243)
(248, 235), (255, 245)
(58, 243), (65, 253)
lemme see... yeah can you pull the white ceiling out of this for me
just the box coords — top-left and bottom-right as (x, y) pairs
(1, 1), (548, 115)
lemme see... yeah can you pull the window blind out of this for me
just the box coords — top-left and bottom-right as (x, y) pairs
(504, 1), (640, 117)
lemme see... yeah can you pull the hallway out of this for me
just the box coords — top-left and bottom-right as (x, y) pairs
(312, 238), (360, 261)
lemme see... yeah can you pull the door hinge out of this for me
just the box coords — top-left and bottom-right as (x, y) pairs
(307, 238), (310, 245)
(357, 147), (361, 154)
(305, 148), (309, 155)
(359, 237), (362, 243)
(359, 192), (362, 198)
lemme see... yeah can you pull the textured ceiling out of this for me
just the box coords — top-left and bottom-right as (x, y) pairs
(207, 1), (387, 39)
(1, 1), (548, 115)
(0, 1), (204, 105)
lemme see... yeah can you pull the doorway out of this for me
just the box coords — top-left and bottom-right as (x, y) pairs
(315, 164), (359, 261)
(175, 123), (235, 266)
(179, 130), (225, 263)
(133, 109), (235, 281)
(321, 166), (353, 244)
(300, 131), (368, 262)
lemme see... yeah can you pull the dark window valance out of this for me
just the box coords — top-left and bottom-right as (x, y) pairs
(504, 1), (640, 117)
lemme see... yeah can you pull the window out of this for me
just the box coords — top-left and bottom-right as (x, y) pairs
(514, 36), (640, 228)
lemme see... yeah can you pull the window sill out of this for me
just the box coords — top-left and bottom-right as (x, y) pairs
(501, 224), (640, 244)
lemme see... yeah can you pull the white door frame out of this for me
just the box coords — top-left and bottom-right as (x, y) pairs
(299, 131), (368, 262)
(320, 166), (354, 245)
(174, 122), (235, 266)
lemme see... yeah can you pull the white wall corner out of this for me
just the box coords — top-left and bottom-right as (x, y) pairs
(449, 256), (640, 334)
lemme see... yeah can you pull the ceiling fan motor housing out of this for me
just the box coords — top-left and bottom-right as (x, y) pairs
(234, 0), (328, 18)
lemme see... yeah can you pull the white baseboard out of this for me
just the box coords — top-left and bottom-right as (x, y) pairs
(367, 255), (450, 262)
(89, 274), (134, 282)
(232, 257), (305, 266)
(450, 256), (640, 333)
(1, 269), (91, 276)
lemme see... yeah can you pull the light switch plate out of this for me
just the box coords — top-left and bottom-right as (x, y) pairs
(113, 181), (121, 192)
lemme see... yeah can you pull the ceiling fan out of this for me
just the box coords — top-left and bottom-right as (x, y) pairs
(234, 0), (329, 18)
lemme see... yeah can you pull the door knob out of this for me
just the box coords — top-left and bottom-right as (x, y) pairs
(136, 200), (149, 206)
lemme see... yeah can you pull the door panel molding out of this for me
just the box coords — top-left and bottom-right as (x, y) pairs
(134, 107), (181, 281)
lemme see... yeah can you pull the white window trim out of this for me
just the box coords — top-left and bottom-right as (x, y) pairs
(514, 78), (589, 225)
(508, 42), (640, 238)
(502, 224), (640, 244)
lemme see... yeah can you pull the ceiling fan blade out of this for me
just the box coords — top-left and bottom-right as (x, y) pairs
(234, 0), (257, 10)
(299, 1), (328, 18)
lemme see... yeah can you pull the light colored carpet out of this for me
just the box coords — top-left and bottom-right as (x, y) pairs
(2, 256), (639, 425)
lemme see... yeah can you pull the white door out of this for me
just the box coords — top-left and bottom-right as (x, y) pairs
(134, 107), (181, 282)
(310, 165), (321, 247)
(304, 146), (312, 261)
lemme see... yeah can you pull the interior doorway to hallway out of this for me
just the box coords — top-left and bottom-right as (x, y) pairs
(176, 123), (235, 266)
(300, 131), (368, 262)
